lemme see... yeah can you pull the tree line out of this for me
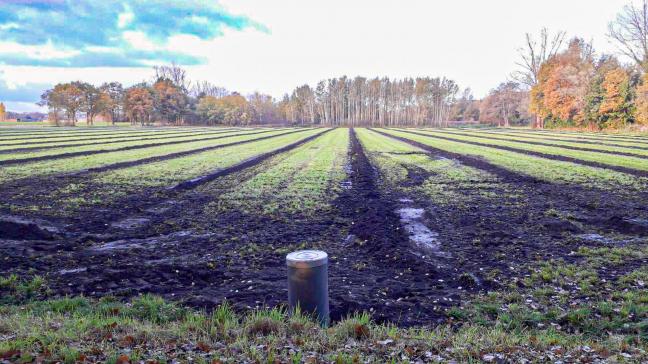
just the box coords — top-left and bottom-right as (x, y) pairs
(38, 69), (465, 127)
(33, 0), (648, 129)
(479, 0), (648, 130)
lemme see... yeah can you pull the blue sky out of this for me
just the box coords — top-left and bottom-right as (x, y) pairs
(0, 0), (264, 67)
(0, 0), (634, 112)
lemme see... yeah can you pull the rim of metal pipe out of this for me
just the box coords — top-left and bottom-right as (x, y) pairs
(286, 250), (328, 268)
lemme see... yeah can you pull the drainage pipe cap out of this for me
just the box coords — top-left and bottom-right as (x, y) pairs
(286, 250), (328, 268)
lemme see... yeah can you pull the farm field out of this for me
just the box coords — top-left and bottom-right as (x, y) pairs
(1, 126), (647, 362)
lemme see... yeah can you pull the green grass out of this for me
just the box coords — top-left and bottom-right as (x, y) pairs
(1, 291), (643, 363)
(0, 129), (298, 182)
(207, 128), (349, 215)
(25, 129), (326, 214)
(356, 128), (499, 206)
(0, 128), (218, 143)
(0, 129), (263, 161)
(486, 128), (648, 145)
(381, 128), (648, 191)
(0, 128), (242, 146)
(435, 128), (648, 157)
(406, 129), (648, 172)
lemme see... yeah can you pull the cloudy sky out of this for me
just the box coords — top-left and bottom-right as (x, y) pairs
(0, 0), (632, 112)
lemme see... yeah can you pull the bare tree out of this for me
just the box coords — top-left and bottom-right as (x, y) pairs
(512, 28), (566, 128)
(609, 0), (648, 71)
(154, 63), (191, 91)
(512, 28), (567, 88)
(191, 81), (229, 98)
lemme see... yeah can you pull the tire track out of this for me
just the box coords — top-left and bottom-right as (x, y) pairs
(0, 129), (276, 166)
(371, 128), (648, 236)
(390, 129), (648, 178)
(433, 130), (648, 158)
(0, 128), (240, 148)
(444, 129), (648, 151)
(370, 129), (542, 183)
(74, 129), (314, 175)
(0, 128), (198, 142)
(172, 128), (333, 190)
(0, 129), (243, 154)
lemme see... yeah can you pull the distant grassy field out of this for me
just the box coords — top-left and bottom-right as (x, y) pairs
(0, 126), (646, 362)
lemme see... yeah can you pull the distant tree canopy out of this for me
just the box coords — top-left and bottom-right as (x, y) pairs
(37, 67), (467, 127)
(0, 102), (6, 122)
(32, 0), (648, 130)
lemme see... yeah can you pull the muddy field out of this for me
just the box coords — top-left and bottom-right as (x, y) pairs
(1, 126), (647, 327)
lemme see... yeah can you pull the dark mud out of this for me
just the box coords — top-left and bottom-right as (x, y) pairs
(0, 129), (276, 166)
(373, 129), (648, 237)
(452, 130), (648, 151)
(1, 127), (647, 329)
(0, 128), (185, 142)
(434, 129), (648, 158)
(0, 128), (240, 152)
(392, 129), (648, 178)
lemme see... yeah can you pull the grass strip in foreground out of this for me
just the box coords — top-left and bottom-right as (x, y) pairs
(0, 291), (643, 363)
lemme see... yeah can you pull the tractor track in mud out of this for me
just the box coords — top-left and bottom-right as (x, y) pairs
(432, 130), (648, 159)
(511, 130), (648, 144)
(371, 128), (648, 238)
(2, 127), (647, 330)
(391, 129), (648, 178)
(0, 129), (340, 310)
(449, 130), (648, 151)
(0, 128), (201, 142)
(370, 128), (542, 183)
(0, 128), (241, 151)
(322, 128), (457, 325)
(0, 129), (277, 166)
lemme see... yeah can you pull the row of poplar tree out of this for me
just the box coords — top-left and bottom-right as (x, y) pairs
(37, 0), (648, 129)
(38, 68), (464, 127)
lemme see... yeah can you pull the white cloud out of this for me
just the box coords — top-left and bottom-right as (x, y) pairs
(0, 0), (635, 113)
(122, 31), (158, 51)
(0, 40), (81, 60)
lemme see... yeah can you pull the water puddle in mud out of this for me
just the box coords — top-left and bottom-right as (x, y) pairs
(578, 233), (615, 245)
(395, 202), (449, 258)
(340, 162), (353, 190)
(58, 267), (87, 275)
(111, 217), (151, 230)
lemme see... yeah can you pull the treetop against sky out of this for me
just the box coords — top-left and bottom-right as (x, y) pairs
(0, 0), (633, 112)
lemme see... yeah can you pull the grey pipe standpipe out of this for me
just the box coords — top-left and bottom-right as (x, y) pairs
(286, 250), (329, 326)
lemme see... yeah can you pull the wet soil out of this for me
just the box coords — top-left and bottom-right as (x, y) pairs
(433, 129), (648, 159)
(0, 129), (277, 166)
(393, 129), (648, 177)
(1, 127), (647, 328)
(0, 128), (240, 153)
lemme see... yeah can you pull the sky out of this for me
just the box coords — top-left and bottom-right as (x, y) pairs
(0, 0), (633, 112)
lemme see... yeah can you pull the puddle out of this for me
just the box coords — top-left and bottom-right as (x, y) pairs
(90, 230), (208, 253)
(111, 217), (151, 230)
(145, 201), (178, 214)
(578, 233), (615, 245)
(340, 181), (353, 190)
(59, 267), (87, 275)
(340, 162), (354, 190)
(396, 207), (448, 257)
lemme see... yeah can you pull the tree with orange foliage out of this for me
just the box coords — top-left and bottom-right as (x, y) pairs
(529, 39), (595, 128)
(635, 74), (648, 126)
(197, 93), (254, 125)
(598, 68), (634, 128)
(0, 102), (6, 122)
(125, 86), (154, 126)
(152, 78), (188, 125)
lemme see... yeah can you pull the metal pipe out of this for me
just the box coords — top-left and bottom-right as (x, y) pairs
(286, 250), (329, 326)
